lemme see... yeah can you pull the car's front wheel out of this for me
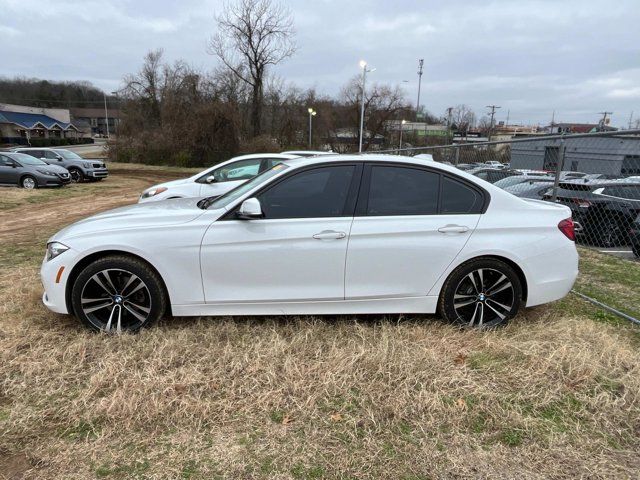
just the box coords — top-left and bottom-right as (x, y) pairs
(439, 258), (523, 328)
(68, 167), (84, 183)
(21, 175), (37, 189)
(71, 255), (167, 332)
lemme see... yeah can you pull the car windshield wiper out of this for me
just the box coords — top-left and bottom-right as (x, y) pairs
(197, 196), (219, 210)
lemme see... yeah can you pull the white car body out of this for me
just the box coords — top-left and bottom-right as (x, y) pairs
(138, 153), (299, 203)
(42, 155), (578, 323)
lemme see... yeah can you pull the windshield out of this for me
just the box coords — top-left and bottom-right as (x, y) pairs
(54, 150), (83, 160)
(11, 153), (47, 166)
(204, 163), (290, 209)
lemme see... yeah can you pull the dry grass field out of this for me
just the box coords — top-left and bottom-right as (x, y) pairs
(1, 162), (639, 479)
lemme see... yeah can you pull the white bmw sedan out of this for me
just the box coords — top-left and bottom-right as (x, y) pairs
(42, 155), (579, 332)
(138, 153), (298, 203)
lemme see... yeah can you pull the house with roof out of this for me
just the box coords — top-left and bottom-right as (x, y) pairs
(0, 103), (82, 145)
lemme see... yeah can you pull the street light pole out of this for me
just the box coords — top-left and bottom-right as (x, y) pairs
(399, 119), (406, 152)
(307, 107), (316, 148)
(103, 92), (110, 139)
(358, 60), (375, 153)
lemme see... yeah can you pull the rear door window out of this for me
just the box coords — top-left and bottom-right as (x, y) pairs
(365, 166), (440, 216)
(440, 176), (483, 214)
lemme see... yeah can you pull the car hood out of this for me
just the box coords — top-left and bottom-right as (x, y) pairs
(37, 164), (69, 174)
(146, 177), (196, 190)
(51, 197), (215, 242)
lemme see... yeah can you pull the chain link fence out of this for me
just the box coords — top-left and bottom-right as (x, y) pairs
(379, 130), (640, 258)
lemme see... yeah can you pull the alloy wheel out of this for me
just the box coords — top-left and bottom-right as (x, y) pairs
(80, 268), (152, 332)
(69, 169), (82, 183)
(453, 268), (515, 327)
(22, 177), (36, 189)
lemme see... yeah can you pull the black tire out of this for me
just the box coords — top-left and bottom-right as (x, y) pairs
(20, 175), (38, 189)
(68, 167), (84, 183)
(71, 255), (167, 332)
(438, 258), (523, 328)
(595, 218), (624, 248)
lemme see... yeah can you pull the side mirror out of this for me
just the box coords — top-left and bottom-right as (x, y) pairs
(206, 175), (216, 184)
(237, 198), (262, 219)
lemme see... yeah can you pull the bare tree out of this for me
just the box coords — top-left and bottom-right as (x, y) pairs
(450, 104), (476, 139)
(208, 0), (296, 137)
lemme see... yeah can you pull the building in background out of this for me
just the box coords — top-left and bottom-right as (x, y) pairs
(511, 135), (640, 175)
(70, 108), (121, 137)
(0, 103), (82, 145)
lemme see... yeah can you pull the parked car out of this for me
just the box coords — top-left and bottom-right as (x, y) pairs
(484, 160), (505, 169)
(0, 152), (71, 188)
(468, 167), (522, 183)
(543, 180), (640, 247)
(504, 179), (555, 199)
(493, 175), (552, 190)
(456, 163), (477, 171)
(41, 154), (578, 333)
(139, 153), (299, 203)
(281, 150), (334, 157)
(13, 148), (108, 183)
(629, 215), (640, 257)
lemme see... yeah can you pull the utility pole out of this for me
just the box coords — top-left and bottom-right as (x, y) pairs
(416, 59), (424, 121)
(358, 61), (375, 152)
(486, 104), (501, 140)
(103, 92), (110, 139)
(628, 111), (634, 130)
(598, 111), (613, 131)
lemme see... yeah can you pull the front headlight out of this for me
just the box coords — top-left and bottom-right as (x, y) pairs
(83, 162), (91, 168)
(36, 168), (55, 176)
(141, 186), (168, 199)
(46, 242), (69, 261)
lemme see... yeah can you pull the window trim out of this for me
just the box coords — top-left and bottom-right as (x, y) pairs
(221, 162), (364, 221)
(355, 162), (490, 217)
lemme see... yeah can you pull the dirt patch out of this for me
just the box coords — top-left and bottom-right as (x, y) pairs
(0, 451), (31, 480)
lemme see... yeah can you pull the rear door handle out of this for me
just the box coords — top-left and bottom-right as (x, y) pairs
(313, 230), (346, 240)
(438, 224), (469, 234)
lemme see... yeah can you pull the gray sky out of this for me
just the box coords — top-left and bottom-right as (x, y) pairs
(1, 0), (639, 126)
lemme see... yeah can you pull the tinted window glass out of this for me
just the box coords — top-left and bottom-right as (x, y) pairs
(441, 177), (483, 214)
(367, 166), (439, 216)
(258, 165), (355, 219)
(603, 185), (640, 200)
(44, 150), (59, 160)
(0, 155), (11, 166)
(214, 158), (262, 182)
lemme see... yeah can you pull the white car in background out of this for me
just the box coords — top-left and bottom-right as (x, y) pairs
(139, 153), (298, 202)
(42, 154), (579, 333)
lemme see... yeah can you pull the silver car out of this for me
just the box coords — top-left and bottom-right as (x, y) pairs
(0, 152), (71, 188)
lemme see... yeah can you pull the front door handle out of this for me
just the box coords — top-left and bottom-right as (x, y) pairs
(313, 230), (346, 240)
(438, 224), (469, 234)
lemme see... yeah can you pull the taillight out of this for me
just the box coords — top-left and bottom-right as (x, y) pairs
(558, 218), (575, 241)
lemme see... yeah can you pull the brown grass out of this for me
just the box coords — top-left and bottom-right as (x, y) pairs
(1, 165), (639, 479)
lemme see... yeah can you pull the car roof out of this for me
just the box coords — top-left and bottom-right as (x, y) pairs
(281, 150), (334, 156)
(233, 153), (299, 160)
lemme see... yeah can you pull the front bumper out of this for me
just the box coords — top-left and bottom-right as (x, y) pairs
(40, 247), (82, 315)
(37, 172), (72, 187)
(85, 167), (109, 179)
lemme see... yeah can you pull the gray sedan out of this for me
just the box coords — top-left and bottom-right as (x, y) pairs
(0, 152), (71, 189)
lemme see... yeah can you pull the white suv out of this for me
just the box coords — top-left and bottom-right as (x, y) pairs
(139, 153), (299, 203)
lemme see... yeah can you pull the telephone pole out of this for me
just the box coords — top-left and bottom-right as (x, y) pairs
(486, 104), (501, 139)
(416, 59), (424, 121)
(628, 111), (634, 130)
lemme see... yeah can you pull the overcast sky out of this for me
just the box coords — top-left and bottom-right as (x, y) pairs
(1, 0), (639, 126)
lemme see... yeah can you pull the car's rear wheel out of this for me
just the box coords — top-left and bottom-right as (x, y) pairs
(71, 255), (167, 332)
(21, 175), (37, 189)
(439, 258), (523, 328)
(68, 167), (84, 183)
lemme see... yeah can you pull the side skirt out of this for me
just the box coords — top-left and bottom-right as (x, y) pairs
(171, 296), (438, 317)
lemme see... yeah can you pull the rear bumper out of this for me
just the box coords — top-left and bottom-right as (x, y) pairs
(525, 242), (579, 307)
